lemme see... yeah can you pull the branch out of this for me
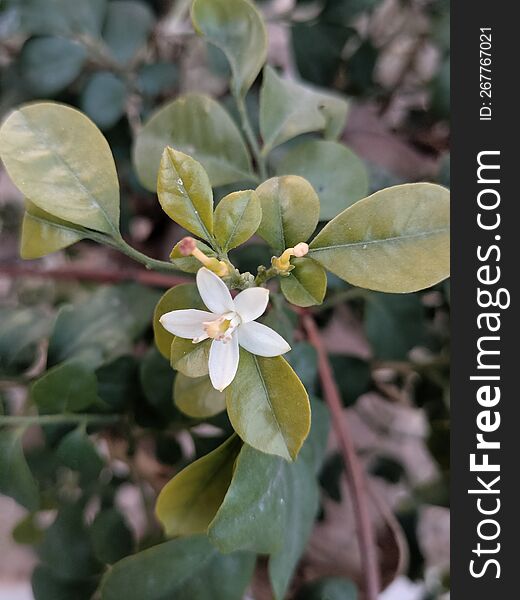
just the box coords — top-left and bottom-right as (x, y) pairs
(302, 314), (381, 600)
(0, 263), (191, 288)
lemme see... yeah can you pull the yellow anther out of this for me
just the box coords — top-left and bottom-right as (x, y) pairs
(271, 242), (309, 273)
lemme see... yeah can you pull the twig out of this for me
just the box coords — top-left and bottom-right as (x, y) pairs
(302, 314), (381, 600)
(0, 263), (191, 288)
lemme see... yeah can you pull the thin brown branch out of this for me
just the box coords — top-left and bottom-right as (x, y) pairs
(302, 313), (381, 600)
(0, 263), (191, 288)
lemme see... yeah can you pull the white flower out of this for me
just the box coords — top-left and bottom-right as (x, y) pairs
(160, 267), (291, 391)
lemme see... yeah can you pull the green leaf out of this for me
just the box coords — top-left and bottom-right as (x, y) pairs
(12, 514), (44, 545)
(276, 140), (368, 221)
(96, 356), (140, 412)
(81, 72), (127, 130)
(226, 350), (311, 461)
(20, 0), (107, 36)
(153, 284), (204, 359)
(286, 343), (318, 394)
(169, 239), (217, 273)
(191, 0), (267, 97)
(0, 428), (40, 511)
(280, 257), (327, 307)
(0, 102), (120, 234)
(133, 94), (253, 191)
(55, 426), (104, 484)
(100, 535), (255, 600)
(309, 183), (450, 292)
(48, 284), (158, 367)
(295, 577), (358, 600)
(0, 306), (51, 376)
(174, 373), (226, 418)
(156, 435), (241, 536)
(20, 36), (87, 95)
(256, 175), (320, 253)
(157, 147), (214, 240)
(170, 337), (211, 378)
(32, 565), (98, 600)
(139, 347), (178, 424)
(31, 361), (99, 414)
(214, 190), (262, 251)
(102, 0), (154, 65)
(260, 65), (349, 153)
(90, 508), (134, 564)
(137, 62), (178, 97)
(21, 200), (85, 259)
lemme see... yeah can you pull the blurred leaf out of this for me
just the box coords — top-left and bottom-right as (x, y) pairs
(55, 426), (104, 484)
(287, 343), (318, 393)
(260, 65), (349, 153)
(137, 62), (178, 96)
(431, 57), (450, 119)
(156, 435), (241, 536)
(214, 190), (262, 251)
(133, 94), (253, 191)
(19, 36), (86, 95)
(102, 0), (154, 65)
(323, 0), (381, 21)
(174, 373), (226, 418)
(309, 183), (450, 292)
(277, 140), (368, 221)
(20, 200), (85, 260)
(169, 239), (217, 273)
(20, 0), (107, 36)
(0, 427), (40, 511)
(12, 513), (45, 545)
(100, 535), (255, 600)
(191, 0), (267, 97)
(170, 337), (211, 378)
(153, 284), (204, 359)
(0, 306), (51, 376)
(139, 347), (177, 423)
(280, 257), (327, 307)
(0, 102), (120, 234)
(295, 577), (358, 599)
(96, 355), (140, 412)
(32, 565), (98, 600)
(90, 508), (134, 564)
(256, 175), (320, 253)
(157, 147), (214, 240)
(330, 355), (371, 406)
(345, 40), (378, 95)
(365, 292), (425, 360)
(81, 72), (127, 130)
(31, 360), (99, 414)
(226, 350), (311, 461)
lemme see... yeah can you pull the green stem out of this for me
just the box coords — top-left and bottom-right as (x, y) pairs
(0, 414), (121, 426)
(236, 95), (267, 181)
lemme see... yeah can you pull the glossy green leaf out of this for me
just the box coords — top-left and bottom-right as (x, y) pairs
(286, 343), (318, 395)
(157, 147), (214, 239)
(31, 360), (100, 414)
(0, 428), (39, 511)
(0, 306), (51, 376)
(256, 176), (320, 253)
(133, 94), (253, 191)
(55, 426), (104, 483)
(295, 577), (358, 600)
(90, 508), (134, 564)
(156, 435), (241, 537)
(226, 350), (311, 461)
(191, 0), (267, 97)
(169, 239), (217, 273)
(276, 140), (368, 221)
(170, 337), (211, 378)
(20, 36), (87, 95)
(280, 257), (327, 307)
(21, 200), (85, 259)
(153, 284), (204, 359)
(309, 183), (450, 292)
(20, 0), (107, 36)
(81, 72), (127, 130)
(102, 0), (154, 65)
(0, 102), (120, 234)
(214, 190), (262, 251)
(260, 65), (349, 153)
(48, 284), (158, 367)
(174, 373), (226, 418)
(100, 535), (255, 600)
(32, 565), (97, 600)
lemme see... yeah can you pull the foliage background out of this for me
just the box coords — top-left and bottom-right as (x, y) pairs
(0, 0), (450, 598)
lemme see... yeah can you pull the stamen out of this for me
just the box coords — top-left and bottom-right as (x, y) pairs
(177, 236), (230, 277)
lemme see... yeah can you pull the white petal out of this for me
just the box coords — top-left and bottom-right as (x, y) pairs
(159, 309), (214, 339)
(233, 287), (269, 323)
(196, 268), (234, 314)
(208, 334), (239, 391)
(237, 321), (291, 357)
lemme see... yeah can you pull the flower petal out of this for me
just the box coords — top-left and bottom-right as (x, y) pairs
(233, 287), (269, 323)
(159, 309), (214, 339)
(237, 321), (291, 357)
(196, 267), (234, 314)
(208, 334), (239, 391)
